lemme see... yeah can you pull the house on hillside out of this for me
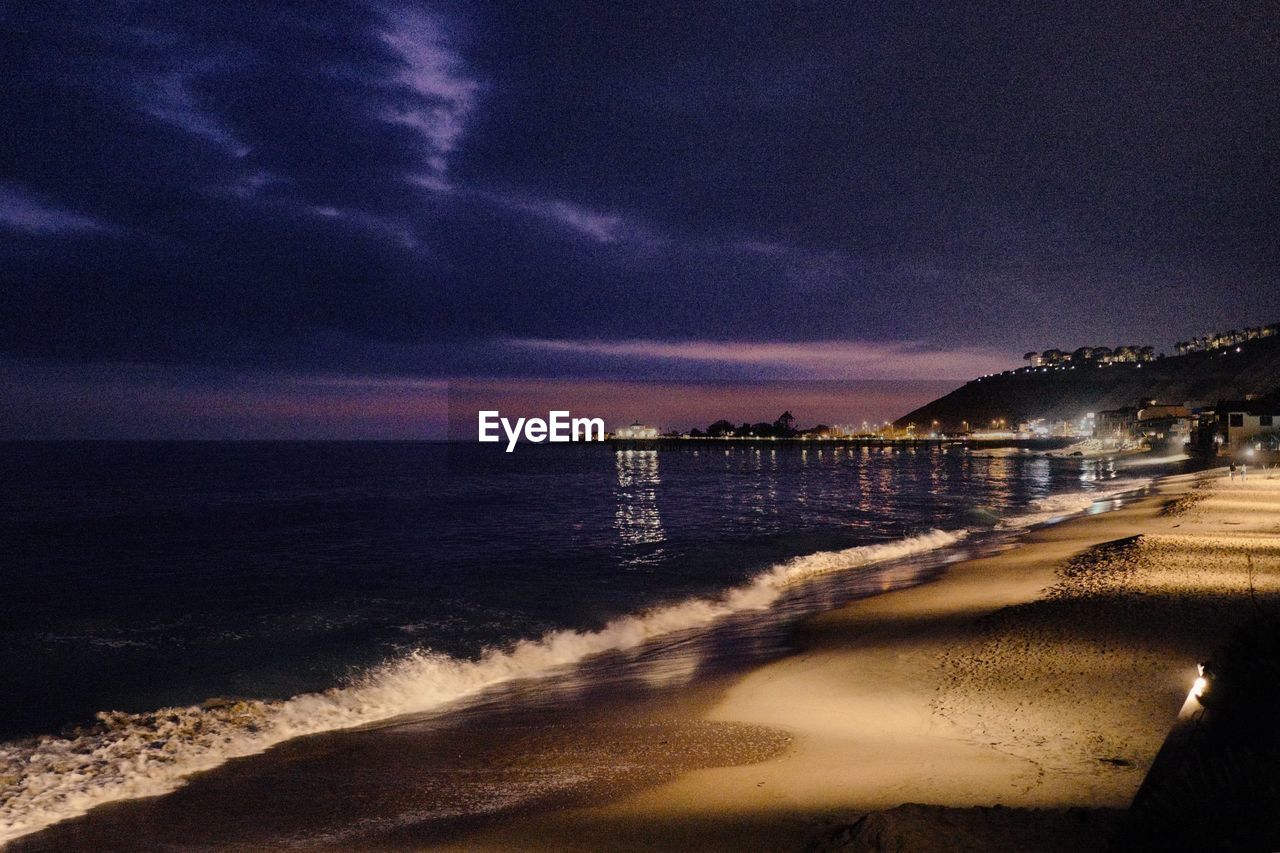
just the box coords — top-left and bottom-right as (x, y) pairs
(1040, 348), (1067, 366)
(1176, 322), (1280, 354)
(1023, 344), (1157, 369)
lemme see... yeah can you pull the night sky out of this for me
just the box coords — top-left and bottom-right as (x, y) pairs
(2, 2), (1277, 437)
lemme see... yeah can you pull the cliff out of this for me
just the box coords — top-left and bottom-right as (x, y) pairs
(895, 335), (1280, 430)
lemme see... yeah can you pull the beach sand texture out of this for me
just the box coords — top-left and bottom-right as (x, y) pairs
(445, 469), (1280, 851)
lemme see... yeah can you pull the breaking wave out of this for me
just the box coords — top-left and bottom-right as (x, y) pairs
(997, 480), (1148, 530)
(0, 528), (966, 844)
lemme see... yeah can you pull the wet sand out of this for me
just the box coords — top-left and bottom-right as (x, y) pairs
(5, 657), (791, 852)
(15, 467), (1280, 851)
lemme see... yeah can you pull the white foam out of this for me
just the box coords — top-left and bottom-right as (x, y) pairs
(0, 528), (966, 844)
(998, 481), (1148, 530)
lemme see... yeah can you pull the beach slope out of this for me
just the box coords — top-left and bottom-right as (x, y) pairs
(449, 469), (1280, 851)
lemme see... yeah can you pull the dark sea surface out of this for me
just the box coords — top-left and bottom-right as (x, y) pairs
(0, 440), (1182, 842)
(0, 440), (1161, 738)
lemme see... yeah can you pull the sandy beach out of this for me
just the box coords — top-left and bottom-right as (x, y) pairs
(11, 465), (1280, 852)
(438, 467), (1280, 851)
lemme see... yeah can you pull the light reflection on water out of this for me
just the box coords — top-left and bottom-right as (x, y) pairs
(1080, 457), (1119, 483)
(1026, 455), (1052, 492)
(583, 445), (1179, 705)
(614, 450), (666, 563)
(606, 444), (1169, 563)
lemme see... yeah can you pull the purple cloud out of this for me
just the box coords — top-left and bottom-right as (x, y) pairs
(140, 69), (250, 157)
(409, 178), (644, 245)
(379, 7), (480, 180)
(490, 194), (636, 243)
(305, 204), (419, 249)
(0, 185), (105, 235)
(0, 357), (953, 439)
(0, 359), (449, 440)
(506, 338), (1012, 380)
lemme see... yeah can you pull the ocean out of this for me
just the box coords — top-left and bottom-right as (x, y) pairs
(0, 440), (1178, 843)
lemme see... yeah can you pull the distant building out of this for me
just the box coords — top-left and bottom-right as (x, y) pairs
(1215, 399), (1280, 450)
(1039, 348), (1067, 366)
(1176, 322), (1279, 355)
(1189, 397), (1280, 456)
(1022, 343), (1155, 370)
(971, 428), (1017, 439)
(614, 422), (659, 439)
(1095, 407), (1139, 439)
(1138, 404), (1193, 446)
(1138, 404), (1191, 421)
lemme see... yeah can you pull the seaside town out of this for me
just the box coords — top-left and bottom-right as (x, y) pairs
(609, 320), (1280, 465)
(611, 401), (1280, 460)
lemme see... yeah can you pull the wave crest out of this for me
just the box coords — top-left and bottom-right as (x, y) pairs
(0, 528), (966, 844)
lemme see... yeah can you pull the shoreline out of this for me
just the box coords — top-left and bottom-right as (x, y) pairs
(7, 465), (1240, 852)
(439, 466), (1280, 851)
(0, 526), (995, 848)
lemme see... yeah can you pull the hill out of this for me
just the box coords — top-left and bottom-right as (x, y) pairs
(895, 334), (1280, 431)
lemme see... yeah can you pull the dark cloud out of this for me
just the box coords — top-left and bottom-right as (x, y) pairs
(1, 0), (1277, 389)
(0, 184), (106, 234)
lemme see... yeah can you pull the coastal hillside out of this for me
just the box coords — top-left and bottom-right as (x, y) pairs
(895, 334), (1280, 430)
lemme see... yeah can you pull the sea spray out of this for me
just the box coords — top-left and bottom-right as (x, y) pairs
(0, 528), (966, 843)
